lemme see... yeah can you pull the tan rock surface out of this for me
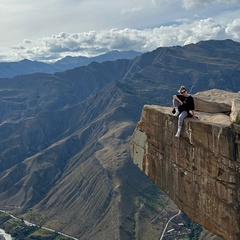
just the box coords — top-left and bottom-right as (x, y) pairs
(231, 98), (240, 124)
(193, 89), (240, 114)
(131, 90), (240, 240)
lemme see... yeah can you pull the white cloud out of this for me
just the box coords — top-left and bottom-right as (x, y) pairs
(226, 18), (240, 38)
(121, 6), (142, 14)
(0, 17), (239, 62)
(182, 0), (239, 10)
(0, 0), (239, 62)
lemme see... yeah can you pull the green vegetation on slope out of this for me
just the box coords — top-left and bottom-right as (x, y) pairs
(0, 212), (73, 240)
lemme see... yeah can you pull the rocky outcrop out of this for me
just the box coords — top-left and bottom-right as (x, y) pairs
(131, 89), (240, 240)
(194, 89), (240, 124)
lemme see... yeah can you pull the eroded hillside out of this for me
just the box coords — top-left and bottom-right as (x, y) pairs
(0, 39), (239, 239)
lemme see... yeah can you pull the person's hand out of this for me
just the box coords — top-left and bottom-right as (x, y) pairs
(190, 111), (198, 119)
(173, 95), (178, 99)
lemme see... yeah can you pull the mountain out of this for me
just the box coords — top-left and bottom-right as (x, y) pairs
(0, 39), (239, 239)
(53, 50), (142, 69)
(0, 50), (142, 78)
(0, 59), (55, 78)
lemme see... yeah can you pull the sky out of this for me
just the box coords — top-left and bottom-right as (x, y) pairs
(0, 0), (240, 62)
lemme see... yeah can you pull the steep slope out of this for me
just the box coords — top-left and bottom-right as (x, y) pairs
(0, 39), (239, 239)
(0, 80), (185, 239)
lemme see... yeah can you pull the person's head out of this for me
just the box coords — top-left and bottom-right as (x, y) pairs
(178, 86), (187, 95)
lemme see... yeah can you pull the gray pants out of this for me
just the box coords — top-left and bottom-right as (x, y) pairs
(173, 99), (188, 128)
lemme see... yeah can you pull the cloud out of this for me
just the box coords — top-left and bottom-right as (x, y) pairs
(226, 18), (240, 38)
(0, 17), (240, 62)
(0, 0), (240, 63)
(0, 0), (239, 50)
(121, 6), (142, 14)
(150, 0), (239, 9)
(182, 0), (239, 10)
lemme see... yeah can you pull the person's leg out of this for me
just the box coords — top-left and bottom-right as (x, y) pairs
(175, 111), (188, 137)
(173, 99), (180, 116)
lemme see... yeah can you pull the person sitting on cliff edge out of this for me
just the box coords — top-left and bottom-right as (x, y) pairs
(172, 85), (195, 137)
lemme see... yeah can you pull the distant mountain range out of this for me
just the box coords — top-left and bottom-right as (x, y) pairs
(0, 39), (239, 239)
(0, 50), (142, 78)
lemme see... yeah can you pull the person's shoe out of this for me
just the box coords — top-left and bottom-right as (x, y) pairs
(173, 111), (179, 117)
(175, 131), (181, 138)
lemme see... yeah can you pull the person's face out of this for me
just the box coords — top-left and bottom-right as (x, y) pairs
(180, 89), (187, 95)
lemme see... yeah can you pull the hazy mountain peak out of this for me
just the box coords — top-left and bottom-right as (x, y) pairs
(0, 50), (142, 78)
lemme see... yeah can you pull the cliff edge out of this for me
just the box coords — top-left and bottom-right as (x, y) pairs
(131, 89), (240, 240)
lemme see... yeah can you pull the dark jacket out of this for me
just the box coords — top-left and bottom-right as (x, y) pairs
(172, 95), (195, 117)
(177, 94), (195, 112)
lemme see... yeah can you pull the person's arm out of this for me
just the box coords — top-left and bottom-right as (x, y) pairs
(173, 95), (183, 105)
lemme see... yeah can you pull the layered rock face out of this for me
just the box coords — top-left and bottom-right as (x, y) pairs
(131, 89), (240, 240)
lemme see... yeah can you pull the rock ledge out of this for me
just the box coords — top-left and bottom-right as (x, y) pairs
(131, 89), (240, 240)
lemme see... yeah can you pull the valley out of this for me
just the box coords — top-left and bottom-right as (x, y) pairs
(0, 39), (239, 239)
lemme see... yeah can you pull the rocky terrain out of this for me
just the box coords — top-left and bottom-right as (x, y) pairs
(0, 39), (239, 239)
(131, 89), (240, 240)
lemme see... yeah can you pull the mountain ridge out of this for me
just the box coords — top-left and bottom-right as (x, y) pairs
(0, 50), (142, 78)
(0, 39), (239, 239)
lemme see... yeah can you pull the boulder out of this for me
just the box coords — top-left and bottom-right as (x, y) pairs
(193, 89), (240, 114)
